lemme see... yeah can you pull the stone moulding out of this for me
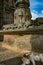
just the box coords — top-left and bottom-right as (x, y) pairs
(0, 26), (43, 35)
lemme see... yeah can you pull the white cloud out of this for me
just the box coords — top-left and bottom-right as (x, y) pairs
(42, 10), (43, 14)
(31, 11), (38, 20)
(31, 10), (43, 20)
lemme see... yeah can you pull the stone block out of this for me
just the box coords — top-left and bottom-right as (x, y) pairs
(4, 34), (43, 53)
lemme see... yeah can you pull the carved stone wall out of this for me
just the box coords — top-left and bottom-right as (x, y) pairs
(3, 0), (14, 24)
(14, 8), (31, 24)
(0, 0), (3, 29)
(0, 0), (3, 41)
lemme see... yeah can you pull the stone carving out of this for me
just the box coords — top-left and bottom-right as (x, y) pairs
(14, 0), (31, 29)
(2, 0), (43, 31)
(3, 0), (32, 31)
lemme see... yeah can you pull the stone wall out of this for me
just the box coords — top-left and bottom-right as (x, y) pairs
(3, 0), (14, 24)
(4, 34), (43, 53)
(0, 0), (3, 41)
(0, 0), (3, 29)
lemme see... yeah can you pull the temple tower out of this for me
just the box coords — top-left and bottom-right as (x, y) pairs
(14, 0), (32, 28)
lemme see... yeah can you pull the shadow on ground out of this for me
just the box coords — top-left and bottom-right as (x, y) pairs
(0, 57), (43, 65)
(0, 57), (23, 65)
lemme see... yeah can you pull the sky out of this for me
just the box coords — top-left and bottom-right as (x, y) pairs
(30, 0), (43, 19)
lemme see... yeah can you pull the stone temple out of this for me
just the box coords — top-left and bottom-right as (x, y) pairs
(0, 0), (43, 65)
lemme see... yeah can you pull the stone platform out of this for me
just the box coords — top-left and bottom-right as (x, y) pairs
(4, 34), (43, 53)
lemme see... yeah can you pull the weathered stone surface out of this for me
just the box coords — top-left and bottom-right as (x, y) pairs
(15, 0), (30, 6)
(4, 34), (43, 53)
(14, 8), (31, 24)
(14, 0), (31, 28)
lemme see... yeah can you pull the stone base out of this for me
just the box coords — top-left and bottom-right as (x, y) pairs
(4, 34), (43, 53)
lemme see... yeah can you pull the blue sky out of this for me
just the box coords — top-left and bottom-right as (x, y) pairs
(30, 0), (43, 19)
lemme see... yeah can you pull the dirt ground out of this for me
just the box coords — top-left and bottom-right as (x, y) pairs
(0, 42), (43, 65)
(0, 42), (30, 65)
